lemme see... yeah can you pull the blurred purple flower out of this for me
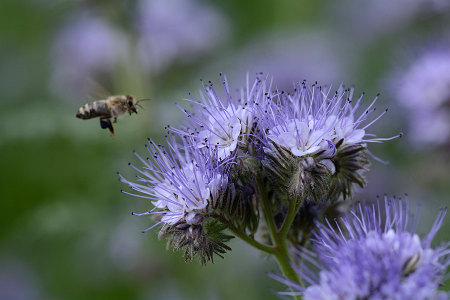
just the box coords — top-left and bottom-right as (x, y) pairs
(0, 260), (42, 300)
(393, 46), (450, 146)
(227, 30), (354, 91)
(50, 14), (127, 101)
(329, 0), (449, 41)
(273, 196), (449, 300)
(135, 0), (229, 74)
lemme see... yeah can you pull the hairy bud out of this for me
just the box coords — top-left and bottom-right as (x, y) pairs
(328, 141), (370, 200)
(159, 218), (234, 265)
(288, 157), (334, 200)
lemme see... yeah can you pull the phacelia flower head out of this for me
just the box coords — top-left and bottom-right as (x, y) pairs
(261, 81), (400, 199)
(118, 134), (235, 263)
(119, 134), (227, 227)
(169, 74), (271, 161)
(273, 195), (449, 300)
(263, 82), (392, 157)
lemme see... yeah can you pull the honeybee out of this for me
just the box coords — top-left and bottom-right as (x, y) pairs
(76, 95), (144, 136)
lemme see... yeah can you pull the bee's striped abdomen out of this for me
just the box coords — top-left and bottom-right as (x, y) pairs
(76, 101), (110, 120)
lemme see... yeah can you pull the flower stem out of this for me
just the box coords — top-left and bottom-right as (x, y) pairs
(256, 176), (302, 300)
(230, 223), (277, 254)
(257, 176), (278, 244)
(279, 195), (302, 239)
(211, 213), (276, 254)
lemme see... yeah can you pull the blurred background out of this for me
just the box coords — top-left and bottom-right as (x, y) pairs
(1, 0), (449, 299)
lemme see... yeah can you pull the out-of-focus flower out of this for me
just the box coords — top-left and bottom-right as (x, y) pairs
(228, 30), (353, 91)
(50, 14), (128, 101)
(393, 46), (450, 146)
(273, 195), (449, 300)
(0, 260), (42, 300)
(135, 0), (229, 74)
(329, 0), (450, 42)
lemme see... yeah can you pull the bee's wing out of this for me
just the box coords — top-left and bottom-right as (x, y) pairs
(85, 78), (112, 102)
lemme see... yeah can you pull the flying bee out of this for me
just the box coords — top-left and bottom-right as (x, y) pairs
(76, 95), (147, 136)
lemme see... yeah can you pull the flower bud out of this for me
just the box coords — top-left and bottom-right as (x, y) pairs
(328, 141), (370, 200)
(288, 156), (334, 200)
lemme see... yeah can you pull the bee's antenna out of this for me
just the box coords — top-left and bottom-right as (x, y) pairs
(135, 98), (151, 111)
(136, 98), (152, 104)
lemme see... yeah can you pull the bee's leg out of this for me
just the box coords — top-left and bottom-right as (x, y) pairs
(100, 118), (115, 136)
(113, 117), (117, 123)
(99, 118), (111, 129)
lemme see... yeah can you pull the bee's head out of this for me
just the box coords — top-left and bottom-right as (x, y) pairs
(126, 95), (138, 115)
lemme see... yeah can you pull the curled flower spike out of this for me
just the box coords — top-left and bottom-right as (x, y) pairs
(118, 134), (237, 264)
(168, 73), (271, 160)
(260, 81), (401, 199)
(272, 195), (449, 300)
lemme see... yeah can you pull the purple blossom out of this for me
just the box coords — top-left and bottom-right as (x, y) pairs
(118, 135), (227, 230)
(169, 74), (271, 160)
(273, 196), (449, 300)
(261, 82), (397, 160)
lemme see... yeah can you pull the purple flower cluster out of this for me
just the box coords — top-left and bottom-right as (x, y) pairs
(123, 75), (385, 215)
(274, 196), (449, 300)
(119, 74), (400, 263)
(117, 74), (449, 296)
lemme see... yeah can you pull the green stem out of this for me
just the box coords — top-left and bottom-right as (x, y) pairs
(256, 176), (278, 243)
(229, 223), (277, 255)
(212, 213), (276, 255)
(279, 195), (302, 239)
(256, 177), (302, 300)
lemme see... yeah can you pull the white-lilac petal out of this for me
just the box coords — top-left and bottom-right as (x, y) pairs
(268, 119), (332, 157)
